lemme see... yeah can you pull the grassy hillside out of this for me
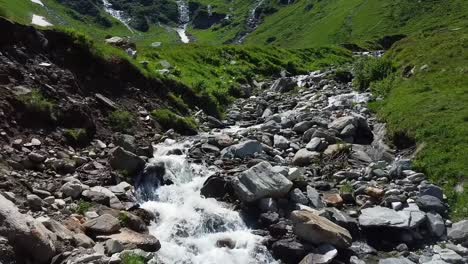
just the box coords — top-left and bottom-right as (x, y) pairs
(368, 28), (468, 219)
(0, 0), (180, 45)
(246, 0), (468, 48)
(138, 44), (351, 111)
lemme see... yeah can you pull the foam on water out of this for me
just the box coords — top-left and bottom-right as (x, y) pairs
(140, 139), (275, 264)
(31, 0), (44, 6)
(101, 0), (134, 33)
(175, 0), (190, 43)
(31, 15), (52, 27)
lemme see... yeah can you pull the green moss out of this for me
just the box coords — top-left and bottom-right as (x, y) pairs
(151, 109), (198, 135)
(19, 90), (55, 115)
(121, 253), (146, 264)
(118, 212), (130, 227)
(64, 128), (88, 146)
(168, 93), (189, 114)
(109, 110), (136, 133)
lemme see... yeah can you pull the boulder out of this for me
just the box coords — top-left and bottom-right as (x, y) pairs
(300, 244), (337, 264)
(109, 147), (145, 175)
(270, 77), (297, 93)
(448, 220), (468, 246)
(293, 121), (314, 134)
(292, 149), (320, 166)
(271, 239), (307, 264)
(379, 258), (415, 264)
(290, 210), (352, 248)
(306, 186), (325, 209)
(232, 161), (293, 202)
(100, 228), (160, 252)
(114, 134), (137, 153)
(83, 214), (121, 235)
(83, 186), (123, 209)
(273, 135), (290, 150)
(426, 212), (445, 238)
(358, 206), (426, 229)
(416, 195), (446, 214)
(200, 175), (232, 199)
(220, 140), (263, 159)
(0, 194), (56, 263)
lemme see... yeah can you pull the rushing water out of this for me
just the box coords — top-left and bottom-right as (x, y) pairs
(176, 0), (190, 43)
(101, 0), (134, 33)
(235, 0), (265, 43)
(139, 139), (275, 264)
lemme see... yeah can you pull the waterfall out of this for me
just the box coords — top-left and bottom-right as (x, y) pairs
(101, 0), (134, 33)
(176, 0), (190, 43)
(138, 139), (276, 264)
(235, 0), (265, 44)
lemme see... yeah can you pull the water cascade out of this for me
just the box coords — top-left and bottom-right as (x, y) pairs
(139, 139), (276, 264)
(101, 0), (134, 33)
(176, 0), (190, 43)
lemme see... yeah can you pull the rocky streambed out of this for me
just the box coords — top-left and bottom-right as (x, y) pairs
(1, 49), (468, 264)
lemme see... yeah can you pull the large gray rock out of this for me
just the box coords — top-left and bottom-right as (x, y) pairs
(114, 134), (137, 153)
(293, 121), (314, 134)
(290, 210), (352, 248)
(416, 195), (446, 214)
(109, 147), (145, 175)
(83, 214), (121, 235)
(232, 161), (293, 202)
(100, 228), (161, 252)
(83, 186), (123, 209)
(379, 257), (415, 264)
(300, 244), (337, 264)
(292, 149), (320, 166)
(273, 135), (290, 150)
(220, 140), (263, 159)
(60, 180), (83, 199)
(0, 194), (56, 263)
(270, 77), (296, 93)
(448, 220), (468, 246)
(359, 206), (426, 229)
(426, 212), (446, 237)
(306, 186), (325, 209)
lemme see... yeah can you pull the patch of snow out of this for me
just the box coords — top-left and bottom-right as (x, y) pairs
(31, 15), (52, 27)
(30, 0), (44, 6)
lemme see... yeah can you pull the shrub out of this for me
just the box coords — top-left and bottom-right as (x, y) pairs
(109, 110), (136, 132)
(151, 109), (197, 135)
(74, 200), (92, 215)
(64, 128), (89, 146)
(19, 90), (54, 115)
(340, 182), (354, 194)
(121, 253), (146, 264)
(353, 57), (395, 91)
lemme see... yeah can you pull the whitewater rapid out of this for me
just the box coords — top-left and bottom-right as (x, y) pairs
(175, 0), (190, 43)
(140, 139), (275, 264)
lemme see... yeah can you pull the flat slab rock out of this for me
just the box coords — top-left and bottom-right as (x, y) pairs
(359, 206), (426, 229)
(290, 210), (352, 248)
(99, 228), (161, 252)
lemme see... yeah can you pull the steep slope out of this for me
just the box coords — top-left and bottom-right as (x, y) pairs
(246, 0), (468, 48)
(369, 28), (468, 219)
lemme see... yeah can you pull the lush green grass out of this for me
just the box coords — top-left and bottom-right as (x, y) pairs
(19, 89), (55, 115)
(246, 0), (468, 48)
(109, 110), (136, 133)
(151, 109), (198, 135)
(138, 44), (351, 110)
(369, 28), (468, 219)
